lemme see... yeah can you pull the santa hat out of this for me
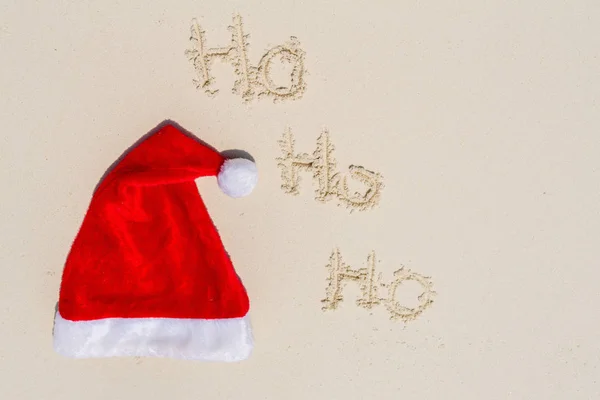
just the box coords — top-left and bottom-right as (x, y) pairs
(53, 123), (258, 361)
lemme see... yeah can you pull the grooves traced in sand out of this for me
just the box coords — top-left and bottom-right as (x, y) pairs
(321, 249), (436, 322)
(186, 14), (306, 103)
(277, 128), (383, 212)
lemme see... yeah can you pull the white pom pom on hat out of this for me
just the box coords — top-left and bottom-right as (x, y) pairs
(217, 158), (258, 198)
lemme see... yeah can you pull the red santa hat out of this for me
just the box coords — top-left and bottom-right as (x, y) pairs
(53, 123), (257, 361)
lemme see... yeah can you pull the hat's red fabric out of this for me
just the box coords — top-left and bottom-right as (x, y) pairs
(58, 124), (250, 321)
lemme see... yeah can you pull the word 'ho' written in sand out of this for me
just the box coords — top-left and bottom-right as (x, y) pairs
(186, 14), (306, 103)
(277, 128), (384, 212)
(322, 249), (436, 322)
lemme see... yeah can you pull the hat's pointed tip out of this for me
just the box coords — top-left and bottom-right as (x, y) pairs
(155, 120), (181, 134)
